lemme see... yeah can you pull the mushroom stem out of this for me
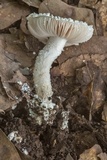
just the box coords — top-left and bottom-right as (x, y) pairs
(33, 36), (67, 100)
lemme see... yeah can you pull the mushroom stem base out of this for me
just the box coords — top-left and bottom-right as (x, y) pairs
(33, 36), (67, 100)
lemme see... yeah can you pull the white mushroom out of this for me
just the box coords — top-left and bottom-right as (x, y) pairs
(27, 13), (93, 102)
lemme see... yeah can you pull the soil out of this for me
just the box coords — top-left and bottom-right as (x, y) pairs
(0, 95), (107, 160)
(1, 71), (107, 160)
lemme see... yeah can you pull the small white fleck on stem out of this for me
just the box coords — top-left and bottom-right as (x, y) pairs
(33, 36), (67, 100)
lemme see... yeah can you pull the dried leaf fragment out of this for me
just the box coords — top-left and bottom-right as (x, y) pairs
(66, 153), (74, 160)
(79, 144), (102, 160)
(0, 129), (21, 160)
(0, 33), (33, 111)
(22, 0), (41, 8)
(39, 0), (95, 26)
(98, 0), (107, 36)
(79, 144), (107, 160)
(0, 1), (30, 30)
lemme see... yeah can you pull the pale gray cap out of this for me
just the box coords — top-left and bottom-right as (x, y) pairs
(27, 13), (93, 46)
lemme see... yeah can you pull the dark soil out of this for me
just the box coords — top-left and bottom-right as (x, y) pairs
(0, 76), (107, 160)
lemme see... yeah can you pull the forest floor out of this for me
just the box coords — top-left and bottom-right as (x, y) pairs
(0, 0), (107, 160)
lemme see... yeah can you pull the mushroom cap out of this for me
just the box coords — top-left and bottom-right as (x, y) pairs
(27, 13), (93, 46)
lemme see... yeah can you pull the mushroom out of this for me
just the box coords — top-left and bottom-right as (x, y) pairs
(27, 13), (93, 103)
